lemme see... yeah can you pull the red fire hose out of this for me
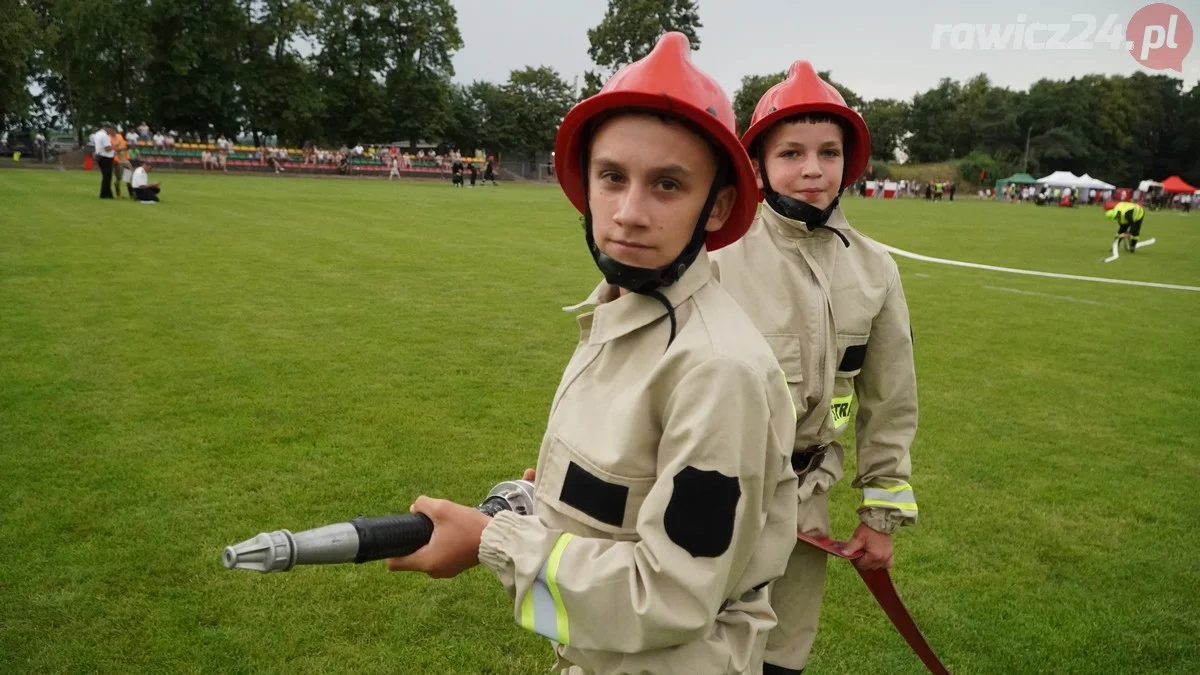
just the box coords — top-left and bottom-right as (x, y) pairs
(797, 533), (951, 675)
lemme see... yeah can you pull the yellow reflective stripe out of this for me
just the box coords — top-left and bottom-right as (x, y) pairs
(863, 483), (918, 512)
(545, 533), (573, 646)
(830, 394), (853, 429)
(780, 370), (797, 421)
(519, 583), (536, 632)
(863, 499), (919, 510)
(518, 533), (574, 645)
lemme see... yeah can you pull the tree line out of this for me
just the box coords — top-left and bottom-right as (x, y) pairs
(735, 69), (1200, 186)
(2, 0), (1196, 184)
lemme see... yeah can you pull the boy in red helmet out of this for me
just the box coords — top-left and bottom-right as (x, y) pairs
(387, 33), (799, 674)
(711, 61), (920, 674)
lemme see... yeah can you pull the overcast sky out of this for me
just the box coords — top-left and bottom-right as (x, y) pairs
(449, 0), (1199, 101)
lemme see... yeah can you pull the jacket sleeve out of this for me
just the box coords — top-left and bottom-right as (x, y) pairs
(852, 258), (919, 533)
(478, 357), (795, 654)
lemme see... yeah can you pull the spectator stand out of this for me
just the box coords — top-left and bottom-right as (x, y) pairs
(130, 142), (489, 180)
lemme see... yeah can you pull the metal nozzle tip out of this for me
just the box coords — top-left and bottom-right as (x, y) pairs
(222, 530), (296, 573)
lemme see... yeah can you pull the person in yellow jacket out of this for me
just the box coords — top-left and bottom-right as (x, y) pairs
(1106, 201), (1146, 252)
(710, 62), (919, 674)
(386, 33), (800, 674)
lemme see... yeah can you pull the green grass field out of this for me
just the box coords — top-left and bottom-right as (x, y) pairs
(2, 169), (1198, 674)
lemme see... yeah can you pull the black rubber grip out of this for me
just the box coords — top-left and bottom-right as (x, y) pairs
(351, 513), (435, 563)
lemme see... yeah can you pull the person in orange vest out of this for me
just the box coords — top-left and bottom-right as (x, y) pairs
(111, 129), (133, 198)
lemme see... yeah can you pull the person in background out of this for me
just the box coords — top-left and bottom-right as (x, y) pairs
(111, 129), (132, 198)
(451, 156), (464, 187)
(130, 160), (162, 203)
(1106, 201), (1146, 252)
(92, 124), (115, 199)
(483, 155), (498, 186)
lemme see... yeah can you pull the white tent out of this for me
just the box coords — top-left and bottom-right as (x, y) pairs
(1036, 171), (1082, 187)
(1077, 173), (1116, 190)
(1138, 179), (1163, 192)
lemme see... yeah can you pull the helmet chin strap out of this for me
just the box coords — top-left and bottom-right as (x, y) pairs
(579, 145), (728, 348)
(758, 149), (850, 248)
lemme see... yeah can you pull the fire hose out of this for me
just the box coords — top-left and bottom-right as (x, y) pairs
(798, 532), (951, 674)
(222, 480), (534, 573)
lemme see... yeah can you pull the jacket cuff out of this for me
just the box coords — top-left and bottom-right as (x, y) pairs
(858, 507), (913, 534)
(478, 509), (522, 575)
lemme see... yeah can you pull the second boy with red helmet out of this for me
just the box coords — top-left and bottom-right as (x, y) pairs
(711, 61), (921, 674)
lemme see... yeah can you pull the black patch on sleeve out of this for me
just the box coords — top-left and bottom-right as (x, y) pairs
(838, 343), (867, 372)
(664, 466), (741, 558)
(559, 461), (628, 527)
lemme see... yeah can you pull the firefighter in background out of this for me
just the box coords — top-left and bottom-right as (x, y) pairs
(711, 61), (920, 675)
(385, 33), (800, 674)
(1107, 201), (1147, 252)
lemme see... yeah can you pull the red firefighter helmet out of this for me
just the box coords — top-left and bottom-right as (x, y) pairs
(554, 32), (757, 251)
(742, 61), (871, 191)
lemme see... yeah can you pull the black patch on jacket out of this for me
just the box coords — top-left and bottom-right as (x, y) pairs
(664, 466), (740, 558)
(838, 343), (867, 372)
(560, 461), (628, 527)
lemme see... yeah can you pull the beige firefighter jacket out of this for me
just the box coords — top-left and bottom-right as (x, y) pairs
(478, 249), (800, 674)
(710, 204), (918, 534)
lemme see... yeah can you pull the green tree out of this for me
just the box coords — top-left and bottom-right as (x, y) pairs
(817, 70), (862, 109)
(388, 69), (454, 147)
(504, 66), (575, 158)
(382, 0), (461, 145)
(948, 75), (1021, 159)
(313, 0), (390, 143)
(859, 98), (909, 160)
(582, 0), (701, 97)
(0, 0), (41, 126)
(732, 71), (784, 134)
(1123, 73), (1188, 183)
(470, 80), (518, 157)
(31, 0), (154, 138)
(240, 0), (323, 145)
(312, 0), (461, 145)
(444, 83), (481, 154)
(142, 0), (246, 137)
(905, 77), (961, 162)
(1178, 84), (1200, 183)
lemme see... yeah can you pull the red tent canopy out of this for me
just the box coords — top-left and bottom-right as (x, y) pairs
(1160, 175), (1198, 193)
